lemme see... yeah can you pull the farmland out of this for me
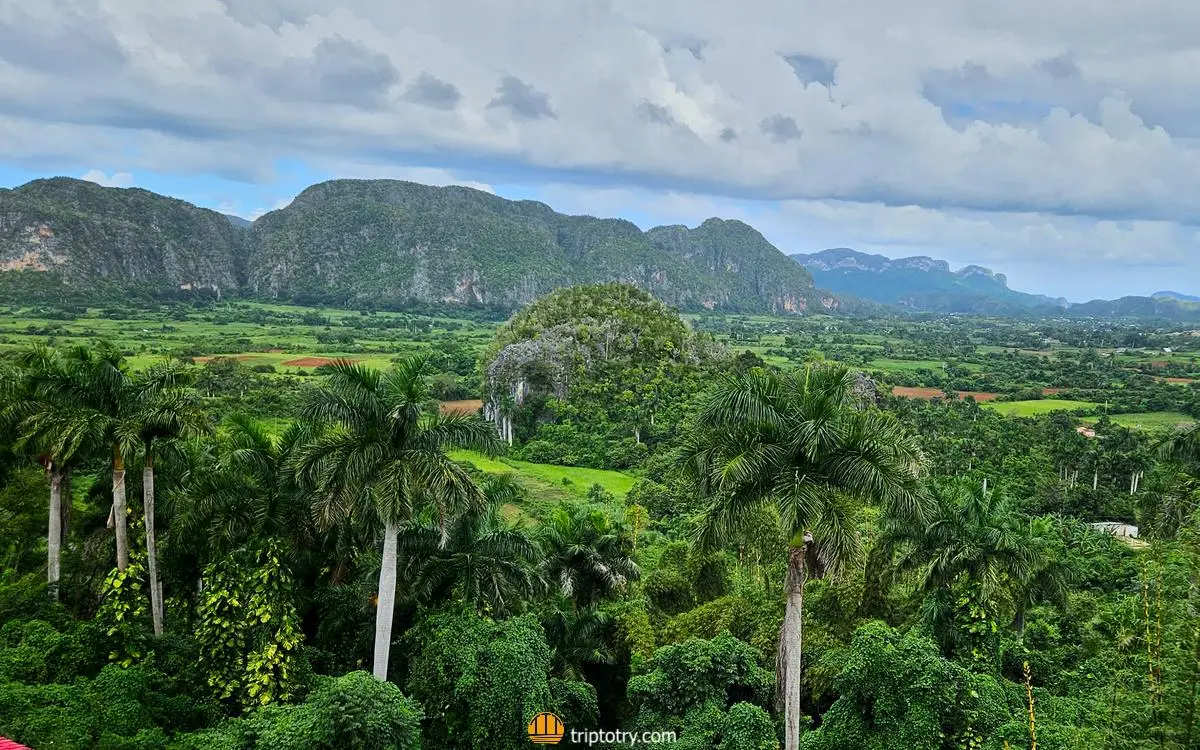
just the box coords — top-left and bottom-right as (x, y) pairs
(985, 399), (1101, 417)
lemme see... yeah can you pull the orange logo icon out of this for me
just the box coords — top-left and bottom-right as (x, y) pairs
(528, 712), (565, 744)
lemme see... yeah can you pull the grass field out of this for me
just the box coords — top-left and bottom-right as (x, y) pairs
(448, 450), (636, 513)
(869, 358), (984, 373)
(1083, 412), (1197, 432)
(985, 399), (1099, 416)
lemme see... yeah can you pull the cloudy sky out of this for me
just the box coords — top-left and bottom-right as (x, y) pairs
(2, 0), (1198, 301)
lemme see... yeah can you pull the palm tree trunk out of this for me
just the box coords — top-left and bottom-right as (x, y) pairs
(778, 541), (808, 750)
(47, 464), (63, 598)
(144, 450), (163, 637)
(112, 446), (128, 572)
(373, 519), (399, 680)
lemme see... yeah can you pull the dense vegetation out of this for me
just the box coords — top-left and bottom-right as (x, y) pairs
(2, 283), (1200, 749)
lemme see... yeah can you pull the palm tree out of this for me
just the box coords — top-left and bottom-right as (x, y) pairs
(172, 415), (311, 557)
(680, 364), (926, 750)
(538, 505), (640, 609)
(888, 482), (1036, 657)
(294, 357), (500, 680)
(0, 345), (96, 597)
(127, 363), (210, 636)
(400, 474), (539, 617)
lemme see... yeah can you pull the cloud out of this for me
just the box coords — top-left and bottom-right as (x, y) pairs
(3, 0), (1200, 295)
(404, 73), (462, 110)
(488, 75), (556, 120)
(760, 114), (803, 141)
(80, 170), (134, 188)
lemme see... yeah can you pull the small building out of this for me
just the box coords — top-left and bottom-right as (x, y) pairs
(1089, 522), (1139, 539)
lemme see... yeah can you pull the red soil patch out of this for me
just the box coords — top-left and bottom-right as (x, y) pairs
(1043, 387), (1064, 396)
(892, 386), (999, 402)
(1149, 361), (1170, 368)
(440, 399), (483, 416)
(283, 356), (357, 367)
(1156, 377), (1195, 384)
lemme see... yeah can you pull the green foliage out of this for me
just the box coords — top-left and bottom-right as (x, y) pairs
(800, 622), (1009, 750)
(404, 608), (592, 750)
(194, 541), (304, 709)
(96, 556), (152, 668)
(628, 631), (776, 748)
(196, 671), (424, 750)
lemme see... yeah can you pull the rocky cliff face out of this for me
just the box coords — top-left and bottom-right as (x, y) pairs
(0, 177), (832, 314)
(0, 178), (245, 295)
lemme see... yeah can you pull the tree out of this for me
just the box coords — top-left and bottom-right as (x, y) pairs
(400, 473), (540, 617)
(0, 345), (93, 597)
(294, 357), (499, 680)
(538, 505), (640, 609)
(681, 364), (926, 750)
(128, 363), (209, 636)
(887, 482), (1041, 664)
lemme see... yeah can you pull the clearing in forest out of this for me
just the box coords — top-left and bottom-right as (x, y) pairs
(439, 399), (483, 415)
(1083, 412), (1197, 432)
(891, 386), (1000, 401)
(985, 399), (1099, 416)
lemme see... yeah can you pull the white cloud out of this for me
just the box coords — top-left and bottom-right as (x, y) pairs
(80, 169), (134, 188)
(2, 0), (1200, 294)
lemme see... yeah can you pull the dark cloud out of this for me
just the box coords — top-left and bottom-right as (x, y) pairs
(1037, 54), (1081, 80)
(719, 127), (737, 142)
(403, 73), (462, 110)
(760, 114), (802, 141)
(783, 54), (836, 87)
(488, 75), (556, 120)
(266, 36), (398, 108)
(0, 6), (126, 76)
(635, 101), (675, 125)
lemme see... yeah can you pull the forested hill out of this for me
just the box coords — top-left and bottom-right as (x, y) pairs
(0, 177), (246, 295)
(790, 247), (1066, 314)
(0, 177), (837, 314)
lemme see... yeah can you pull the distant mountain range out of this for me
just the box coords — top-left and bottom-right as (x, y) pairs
(1, 176), (1196, 321)
(790, 248), (1068, 314)
(791, 248), (1200, 321)
(0, 177), (835, 314)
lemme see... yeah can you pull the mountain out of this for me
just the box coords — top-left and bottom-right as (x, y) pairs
(223, 214), (253, 229)
(0, 177), (835, 314)
(0, 177), (245, 296)
(790, 248), (1067, 314)
(1065, 295), (1200, 321)
(1153, 290), (1200, 303)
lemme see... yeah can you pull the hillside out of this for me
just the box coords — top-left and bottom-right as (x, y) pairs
(790, 248), (1065, 314)
(0, 177), (835, 314)
(1154, 291), (1200, 303)
(0, 177), (245, 296)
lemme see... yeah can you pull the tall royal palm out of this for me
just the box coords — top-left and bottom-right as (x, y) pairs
(294, 357), (500, 680)
(126, 364), (209, 636)
(680, 364), (926, 750)
(1, 345), (94, 597)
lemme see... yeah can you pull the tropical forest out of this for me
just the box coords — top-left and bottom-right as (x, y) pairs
(1, 281), (1200, 750)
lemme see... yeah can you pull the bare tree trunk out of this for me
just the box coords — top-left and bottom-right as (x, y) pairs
(778, 541), (808, 750)
(112, 446), (128, 572)
(144, 451), (163, 637)
(47, 465), (63, 599)
(1093, 470), (1099, 491)
(373, 519), (399, 680)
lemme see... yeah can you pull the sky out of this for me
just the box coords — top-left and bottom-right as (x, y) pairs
(2, 0), (1199, 302)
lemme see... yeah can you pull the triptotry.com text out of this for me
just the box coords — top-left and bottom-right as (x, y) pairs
(569, 729), (678, 745)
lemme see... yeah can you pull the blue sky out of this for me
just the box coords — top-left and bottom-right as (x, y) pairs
(3, 0), (1200, 301)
